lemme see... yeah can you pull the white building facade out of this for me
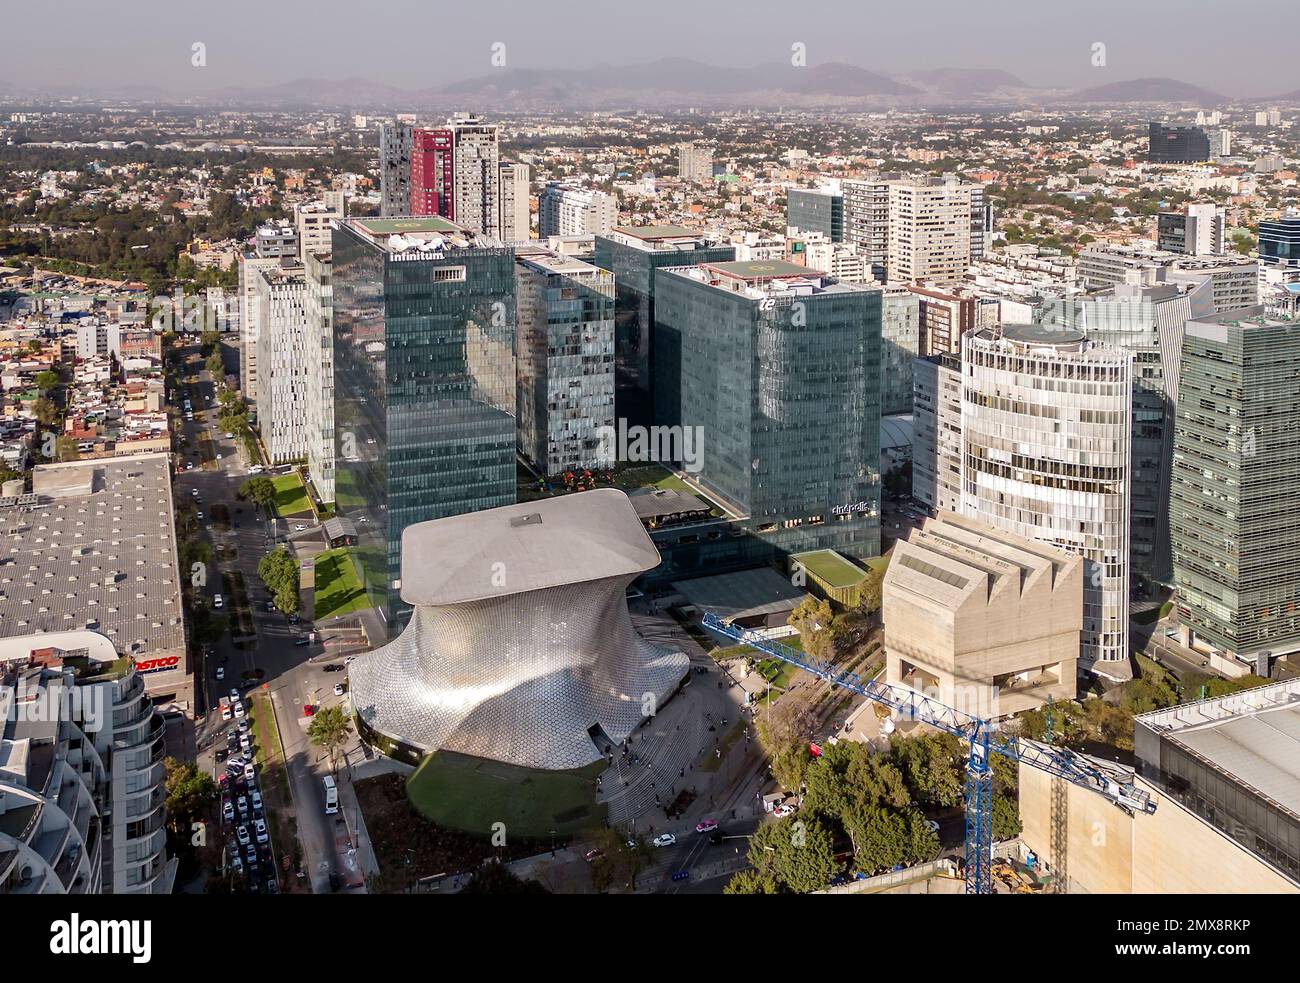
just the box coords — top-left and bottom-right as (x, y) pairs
(960, 325), (1133, 679)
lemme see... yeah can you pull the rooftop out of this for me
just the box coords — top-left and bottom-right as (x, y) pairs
(673, 567), (808, 623)
(612, 225), (700, 241)
(1137, 679), (1300, 820)
(0, 454), (185, 661)
(400, 488), (661, 606)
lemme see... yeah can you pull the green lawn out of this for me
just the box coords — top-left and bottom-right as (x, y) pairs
(313, 548), (373, 621)
(792, 549), (868, 588)
(271, 472), (312, 517)
(406, 750), (605, 838)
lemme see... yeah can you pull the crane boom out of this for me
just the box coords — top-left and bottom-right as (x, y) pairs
(702, 612), (1156, 893)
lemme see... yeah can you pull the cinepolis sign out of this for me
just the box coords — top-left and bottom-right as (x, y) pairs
(135, 655), (181, 675)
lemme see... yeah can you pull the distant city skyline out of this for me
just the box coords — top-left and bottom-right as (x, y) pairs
(5, 0), (1300, 100)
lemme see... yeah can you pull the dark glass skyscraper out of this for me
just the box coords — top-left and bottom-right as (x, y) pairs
(1148, 122), (1210, 163)
(655, 259), (883, 559)
(592, 226), (735, 429)
(332, 216), (517, 631)
(1259, 213), (1300, 270)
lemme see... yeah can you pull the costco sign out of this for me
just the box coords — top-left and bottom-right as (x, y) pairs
(135, 656), (181, 675)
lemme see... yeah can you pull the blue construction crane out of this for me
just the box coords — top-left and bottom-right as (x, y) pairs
(701, 612), (1157, 894)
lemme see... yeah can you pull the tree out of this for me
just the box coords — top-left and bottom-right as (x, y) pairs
(257, 546), (300, 615)
(856, 567), (884, 617)
(731, 815), (838, 894)
(755, 686), (818, 790)
(32, 396), (58, 426)
(890, 732), (964, 809)
(34, 369), (60, 393)
(205, 351), (224, 378)
(788, 595), (837, 660)
(459, 861), (549, 894)
(306, 705), (353, 773)
(586, 828), (654, 893)
(164, 757), (216, 831)
(239, 476), (277, 510)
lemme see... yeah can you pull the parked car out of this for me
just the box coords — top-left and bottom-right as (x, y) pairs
(215, 748), (229, 763)
(221, 798), (234, 823)
(253, 818), (269, 844)
(302, 703), (317, 717)
(923, 819), (940, 833)
(250, 788), (263, 813)
(232, 701), (245, 718)
(221, 705), (233, 721)
(773, 803), (796, 818)
(333, 682), (345, 697)
(236, 824), (251, 847)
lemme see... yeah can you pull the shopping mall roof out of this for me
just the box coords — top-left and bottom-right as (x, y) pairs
(0, 454), (185, 659)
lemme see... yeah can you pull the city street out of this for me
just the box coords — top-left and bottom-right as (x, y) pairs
(175, 334), (359, 893)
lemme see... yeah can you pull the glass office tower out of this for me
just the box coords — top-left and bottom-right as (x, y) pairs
(514, 246), (616, 475)
(655, 259), (883, 560)
(332, 217), (516, 631)
(786, 188), (845, 242)
(592, 227), (735, 429)
(1171, 307), (1300, 663)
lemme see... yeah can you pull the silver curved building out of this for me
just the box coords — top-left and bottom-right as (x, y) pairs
(348, 489), (689, 771)
(961, 325), (1133, 680)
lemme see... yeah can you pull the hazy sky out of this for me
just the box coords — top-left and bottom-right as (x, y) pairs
(7, 0), (1295, 97)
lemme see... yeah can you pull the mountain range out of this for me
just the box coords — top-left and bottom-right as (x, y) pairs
(1, 61), (1296, 109)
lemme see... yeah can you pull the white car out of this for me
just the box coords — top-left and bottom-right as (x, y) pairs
(250, 788), (263, 812)
(216, 453), (223, 460)
(333, 682), (345, 697)
(773, 803), (796, 818)
(652, 833), (676, 848)
(232, 701), (246, 718)
(212, 593), (223, 609)
(253, 818), (269, 844)
(224, 432), (234, 439)
(215, 666), (225, 681)
(923, 819), (940, 833)
(221, 704), (233, 721)
(294, 524), (306, 532)
(236, 824), (251, 847)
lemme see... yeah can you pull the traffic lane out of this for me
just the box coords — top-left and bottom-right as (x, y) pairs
(270, 666), (335, 893)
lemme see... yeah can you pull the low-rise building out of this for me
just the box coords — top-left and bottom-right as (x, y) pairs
(882, 512), (1081, 718)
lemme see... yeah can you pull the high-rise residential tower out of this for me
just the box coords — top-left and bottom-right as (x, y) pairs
(304, 249), (335, 505)
(409, 126), (455, 219)
(676, 142), (714, 183)
(499, 160), (531, 241)
(450, 116), (501, 237)
(253, 262), (310, 463)
(538, 184), (618, 239)
(379, 122), (412, 216)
